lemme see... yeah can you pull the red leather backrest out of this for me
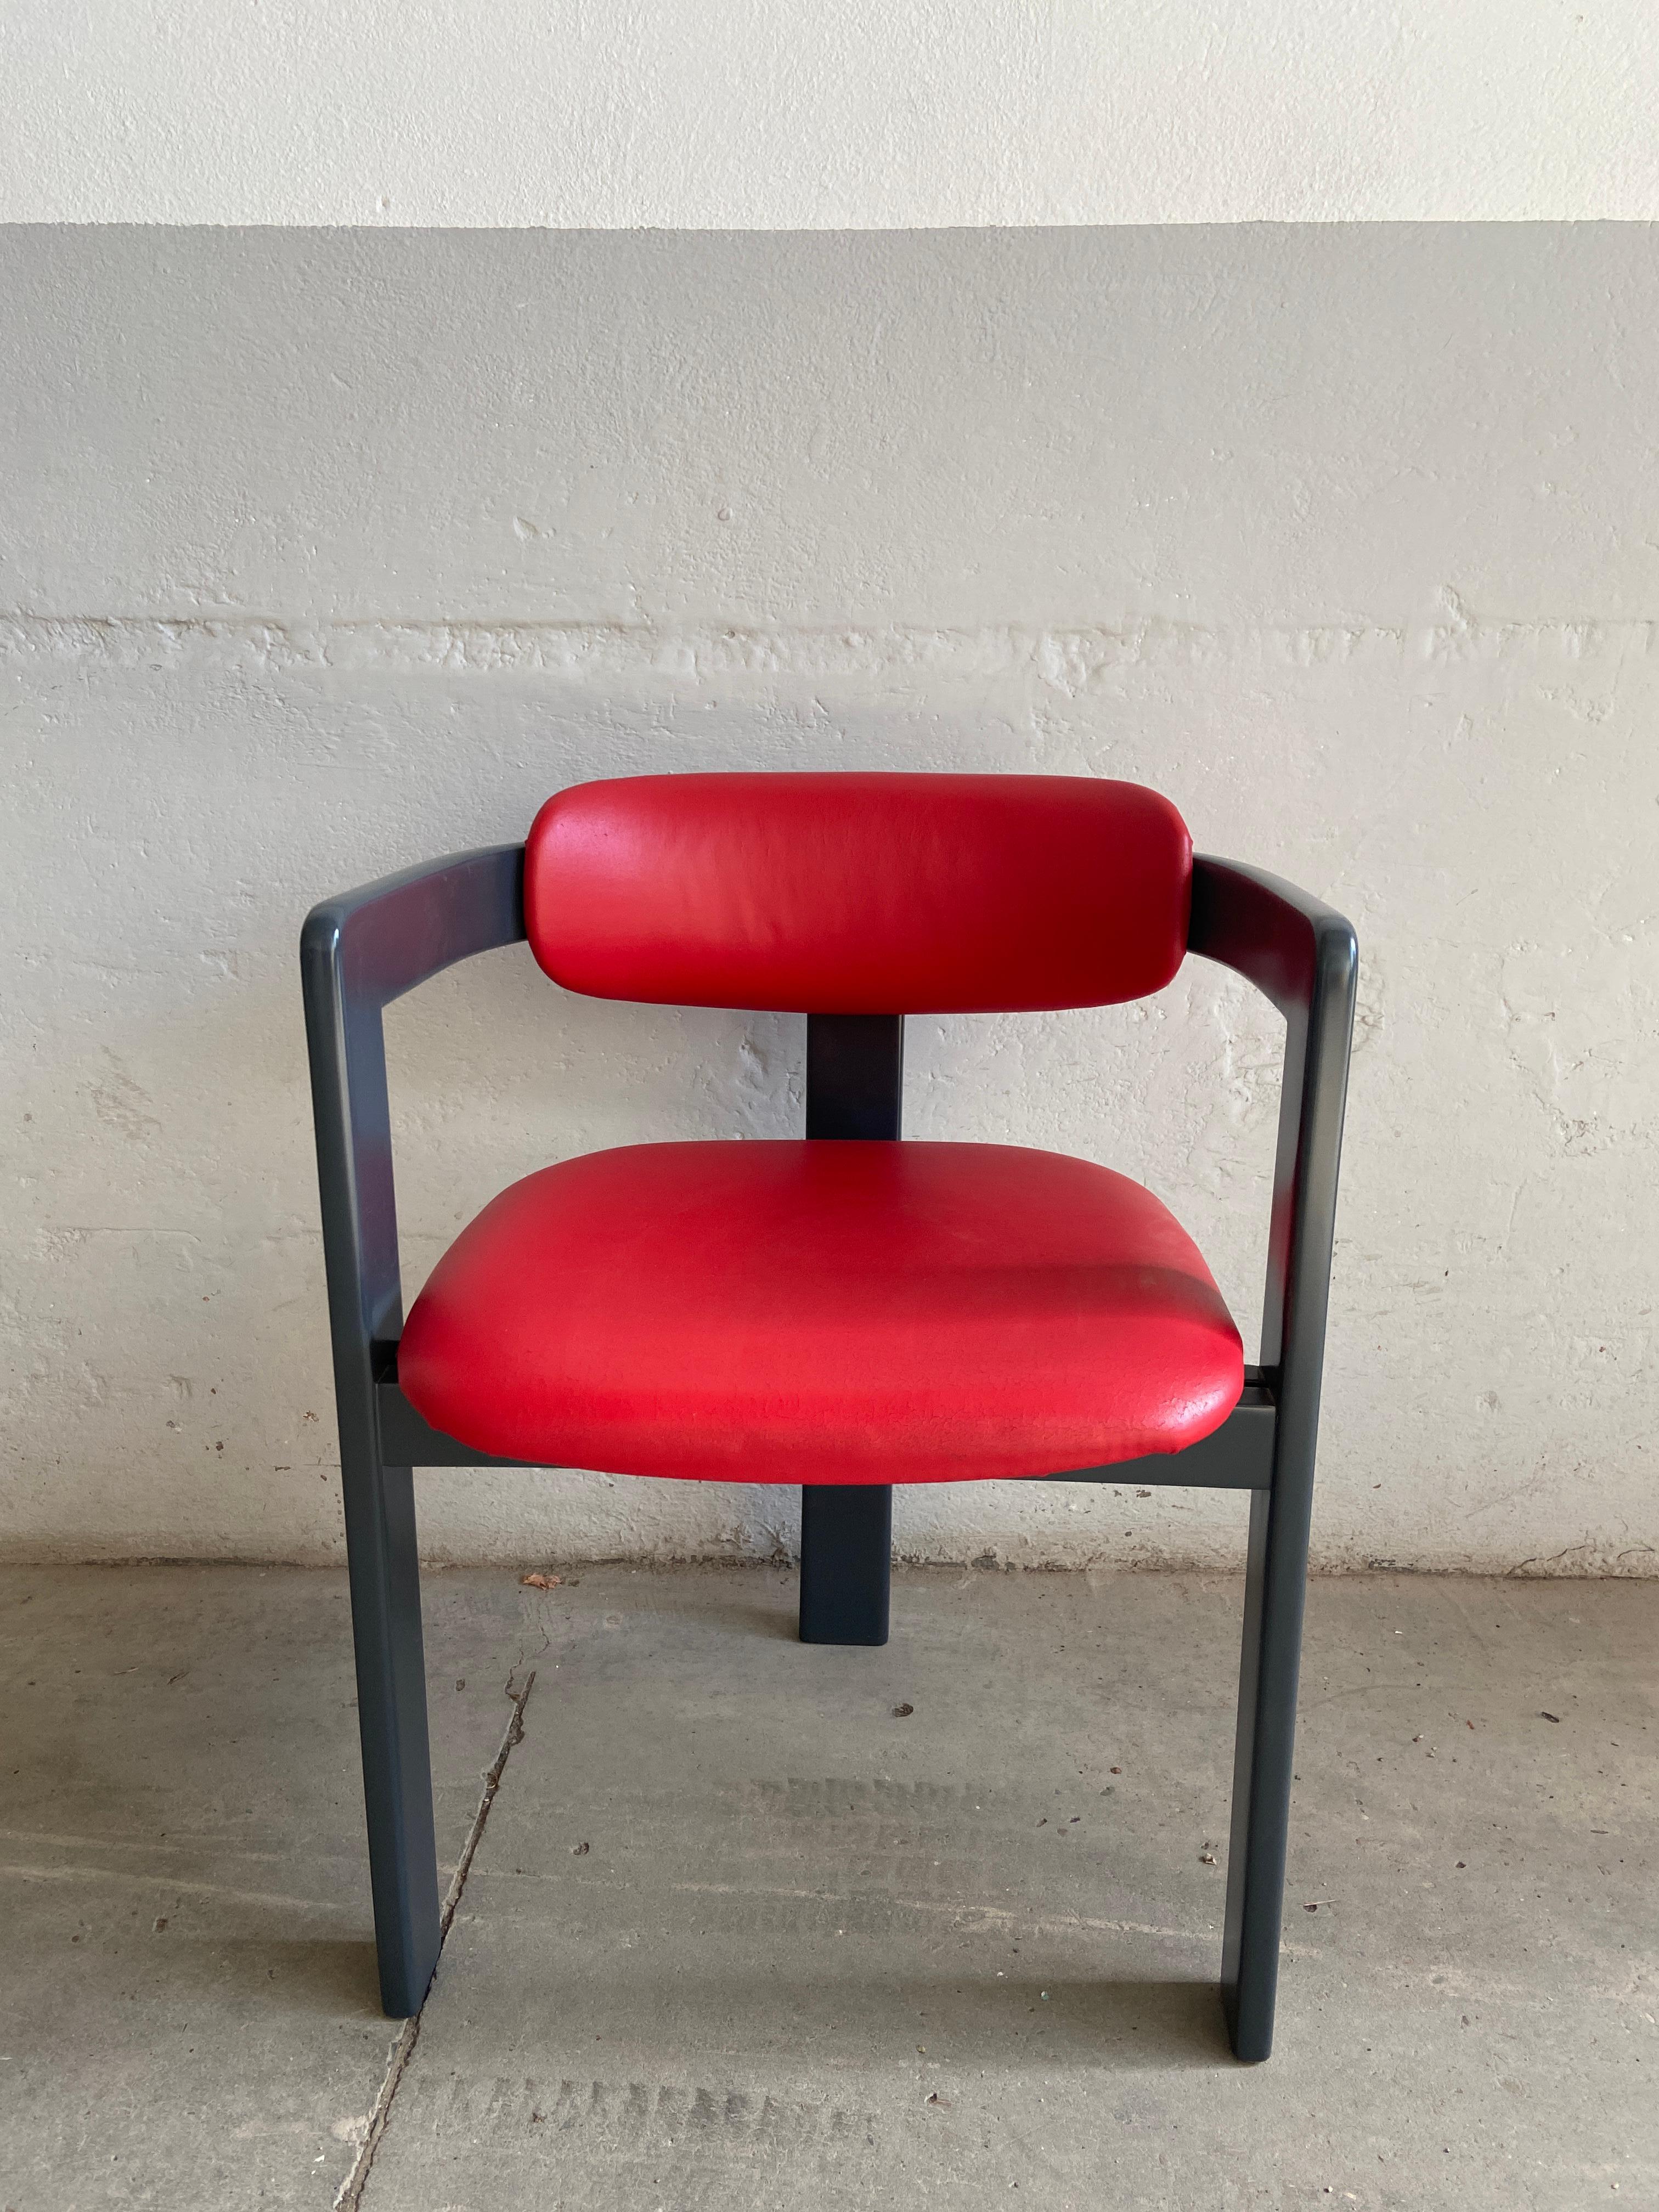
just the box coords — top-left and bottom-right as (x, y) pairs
(523, 773), (1192, 1013)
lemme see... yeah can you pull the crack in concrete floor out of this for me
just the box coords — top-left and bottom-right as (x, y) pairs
(336, 1668), (538, 2211)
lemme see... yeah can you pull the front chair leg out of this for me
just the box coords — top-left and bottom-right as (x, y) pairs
(1221, 1477), (1314, 2062)
(341, 1448), (442, 2017)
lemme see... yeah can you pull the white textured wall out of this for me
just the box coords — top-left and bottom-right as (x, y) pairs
(3, 225), (1656, 1575)
(4, 4), (1658, 225)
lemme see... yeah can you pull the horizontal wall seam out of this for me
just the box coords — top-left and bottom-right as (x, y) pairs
(2, 611), (1655, 684)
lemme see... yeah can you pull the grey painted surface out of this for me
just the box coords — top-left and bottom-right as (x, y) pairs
(2, 1562), (1653, 2207)
(3, 225), (1658, 1570)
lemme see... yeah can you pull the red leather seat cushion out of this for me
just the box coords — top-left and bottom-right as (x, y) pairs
(398, 1142), (1243, 1484)
(524, 774), (1192, 1014)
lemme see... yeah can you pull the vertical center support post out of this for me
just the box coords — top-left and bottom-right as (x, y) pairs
(798, 1013), (902, 1645)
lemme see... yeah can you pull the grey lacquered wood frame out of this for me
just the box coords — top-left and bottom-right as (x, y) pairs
(301, 844), (1356, 2059)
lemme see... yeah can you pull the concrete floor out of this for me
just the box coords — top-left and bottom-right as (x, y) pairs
(1, 1564), (1652, 2210)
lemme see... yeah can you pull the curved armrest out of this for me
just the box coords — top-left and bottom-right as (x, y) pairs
(301, 844), (526, 1013)
(1188, 855), (1356, 1025)
(301, 846), (527, 1436)
(1186, 854), (1357, 1489)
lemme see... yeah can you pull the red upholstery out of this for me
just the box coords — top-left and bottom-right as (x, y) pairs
(398, 1142), (1243, 1483)
(524, 774), (1192, 1013)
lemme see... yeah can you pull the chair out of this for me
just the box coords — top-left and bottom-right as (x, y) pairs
(301, 771), (1356, 2061)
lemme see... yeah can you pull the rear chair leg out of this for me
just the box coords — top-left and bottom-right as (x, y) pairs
(799, 1484), (893, 1646)
(341, 1447), (442, 2017)
(1221, 1479), (1314, 2062)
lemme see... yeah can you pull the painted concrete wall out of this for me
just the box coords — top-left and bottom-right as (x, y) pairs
(3, 224), (1656, 1574)
(4, 5), (1657, 225)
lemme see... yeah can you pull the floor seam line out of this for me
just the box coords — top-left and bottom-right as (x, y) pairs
(332, 1666), (538, 2212)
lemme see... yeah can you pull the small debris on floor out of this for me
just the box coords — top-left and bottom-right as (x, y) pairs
(925, 2091), (952, 2108)
(521, 1572), (562, 1589)
(1540, 1711), (1561, 1723)
(893, 1701), (915, 1717)
(1200, 1852), (1217, 1865)
(570, 1840), (590, 1855)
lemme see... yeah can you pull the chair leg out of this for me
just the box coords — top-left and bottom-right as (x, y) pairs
(799, 1484), (893, 1646)
(1221, 1479), (1314, 2062)
(341, 1448), (442, 2017)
